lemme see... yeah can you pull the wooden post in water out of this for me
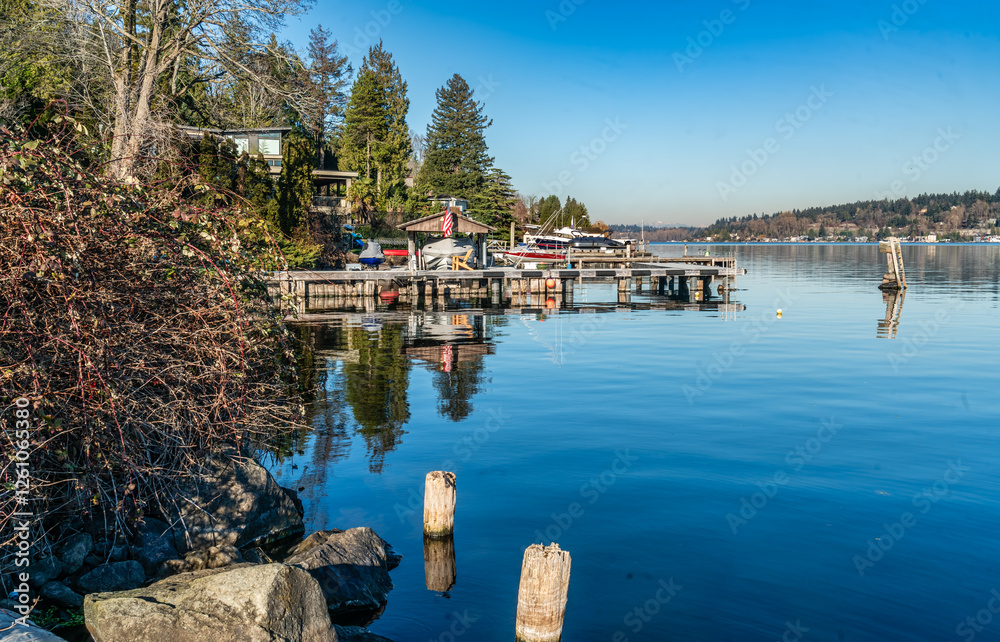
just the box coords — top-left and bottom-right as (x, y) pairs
(878, 237), (907, 290)
(424, 471), (456, 538)
(515, 543), (571, 642)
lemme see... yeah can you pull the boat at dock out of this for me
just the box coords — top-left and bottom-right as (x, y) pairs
(502, 244), (567, 262)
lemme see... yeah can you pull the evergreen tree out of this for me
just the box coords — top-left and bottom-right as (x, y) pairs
(468, 167), (516, 229)
(305, 25), (351, 168)
(537, 195), (562, 226)
(561, 196), (590, 228)
(417, 73), (494, 202)
(340, 41), (411, 212)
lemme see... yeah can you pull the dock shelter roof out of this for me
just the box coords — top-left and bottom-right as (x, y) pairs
(397, 208), (496, 234)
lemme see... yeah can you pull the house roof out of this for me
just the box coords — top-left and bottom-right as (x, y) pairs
(174, 125), (292, 136)
(398, 208), (496, 234)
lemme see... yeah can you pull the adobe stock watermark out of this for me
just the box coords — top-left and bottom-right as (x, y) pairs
(341, 0), (404, 57)
(474, 75), (500, 102)
(428, 610), (478, 642)
(673, 0), (752, 72)
(952, 589), (1000, 642)
(533, 449), (638, 543)
(545, 0), (586, 30)
(716, 85), (834, 202)
(611, 578), (683, 641)
(683, 289), (795, 403)
(776, 619), (810, 642)
(874, 128), (960, 201)
(852, 459), (969, 576)
(540, 118), (626, 196)
(878, 0), (930, 40)
(6, 397), (35, 626)
(392, 407), (511, 524)
(726, 417), (843, 535)
(886, 299), (965, 373)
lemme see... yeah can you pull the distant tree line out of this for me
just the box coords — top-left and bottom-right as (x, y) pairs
(704, 190), (1000, 240)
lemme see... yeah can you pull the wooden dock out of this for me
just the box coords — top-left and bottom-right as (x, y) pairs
(267, 261), (746, 316)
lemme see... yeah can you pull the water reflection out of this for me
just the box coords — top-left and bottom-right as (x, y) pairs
(295, 311), (498, 474)
(424, 535), (457, 594)
(877, 289), (906, 339)
(293, 299), (744, 474)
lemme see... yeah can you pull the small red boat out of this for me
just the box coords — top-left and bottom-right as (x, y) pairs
(383, 249), (408, 256)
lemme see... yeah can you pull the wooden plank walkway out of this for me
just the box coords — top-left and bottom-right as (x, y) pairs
(268, 263), (744, 282)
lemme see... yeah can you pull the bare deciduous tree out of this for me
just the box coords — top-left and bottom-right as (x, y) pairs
(53, 0), (312, 180)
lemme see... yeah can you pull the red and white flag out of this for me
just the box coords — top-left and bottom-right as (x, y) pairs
(441, 208), (453, 237)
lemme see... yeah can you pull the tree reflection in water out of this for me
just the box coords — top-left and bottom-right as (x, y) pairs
(294, 312), (497, 474)
(433, 357), (488, 422)
(343, 324), (410, 473)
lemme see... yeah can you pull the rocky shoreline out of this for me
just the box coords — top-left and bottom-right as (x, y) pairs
(2, 452), (399, 642)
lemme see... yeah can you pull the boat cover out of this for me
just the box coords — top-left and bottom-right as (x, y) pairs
(360, 239), (384, 261)
(422, 237), (475, 270)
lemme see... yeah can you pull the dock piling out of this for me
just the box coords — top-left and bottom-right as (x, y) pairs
(423, 471), (457, 538)
(515, 543), (572, 642)
(878, 237), (907, 290)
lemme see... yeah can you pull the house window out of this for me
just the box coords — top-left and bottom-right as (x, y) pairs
(232, 136), (249, 154)
(258, 134), (280, 155)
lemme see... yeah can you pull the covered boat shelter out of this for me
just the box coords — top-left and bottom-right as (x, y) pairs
(398, 208), (496, 270)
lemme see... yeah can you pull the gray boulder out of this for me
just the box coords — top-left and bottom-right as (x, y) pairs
(158, 544), (244, 577)
(27, 556), (62, 588)
(285, 528), (400, 620)
(57, 533), (92, 576)
(163, 453), (304, 554)
(39, 581), (83, 609)
(77, 561), (145, 594)
(333, 626), (393, 642)
(0, 608), (68, 641)
(133, 518), (180, 576)
(83, 563), (333, 642)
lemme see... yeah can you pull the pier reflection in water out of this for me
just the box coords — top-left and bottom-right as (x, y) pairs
(877, 289), (906, 339)
(290, 295), (742, 477)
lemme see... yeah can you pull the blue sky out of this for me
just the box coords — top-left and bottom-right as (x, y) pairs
(281, 0), (1000, 226)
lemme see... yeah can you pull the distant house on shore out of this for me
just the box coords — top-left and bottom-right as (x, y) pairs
(176, 125), (359, 211)
(429, 195), (468, 213)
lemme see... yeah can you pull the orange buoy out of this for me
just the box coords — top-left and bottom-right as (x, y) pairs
(546, 298), (556, 309)
(546, 278), (557, 289)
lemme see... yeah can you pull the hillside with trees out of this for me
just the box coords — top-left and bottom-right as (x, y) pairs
(704, 191), (1000, 241)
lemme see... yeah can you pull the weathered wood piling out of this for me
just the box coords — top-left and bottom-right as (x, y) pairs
(515, 543), (572, 642)
(423, 471), (457, 538)
(878, 237), (907, 290)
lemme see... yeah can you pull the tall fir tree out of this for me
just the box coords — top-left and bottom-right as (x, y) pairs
(537, 195), (562, 226)
(416, 73), (494, 206)
(468, 167), (517, 230)
(561, 196), (591, 228)
(305, 25), (351, 168)
(339, 40), (411, 214)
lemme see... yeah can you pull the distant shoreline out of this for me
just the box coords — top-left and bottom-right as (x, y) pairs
(648, 241), (999, 246)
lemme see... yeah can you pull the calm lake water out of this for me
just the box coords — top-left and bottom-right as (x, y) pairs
(271, 243), (1000, 642)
